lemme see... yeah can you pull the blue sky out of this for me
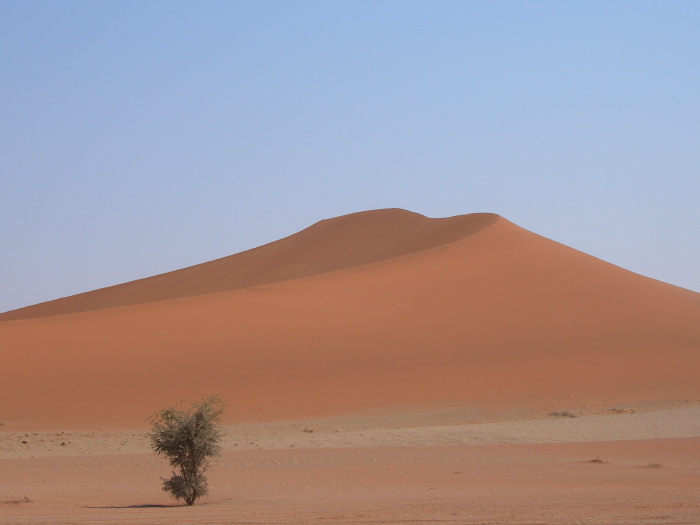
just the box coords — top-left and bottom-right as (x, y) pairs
(1, 1), (699, 313)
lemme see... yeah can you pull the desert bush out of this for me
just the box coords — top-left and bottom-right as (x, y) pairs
(549, 410), (577, 418)
(149, 395), (225, 505)
(2, 496), (32, 505)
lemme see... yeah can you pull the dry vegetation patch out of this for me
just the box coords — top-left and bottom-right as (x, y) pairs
(549, 410), (577, 418)
(2, 496), (32, 505)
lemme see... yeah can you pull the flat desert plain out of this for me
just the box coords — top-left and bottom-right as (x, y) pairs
(2, 209), (699, 524)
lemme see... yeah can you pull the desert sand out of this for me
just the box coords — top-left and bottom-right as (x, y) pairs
(2, 407), (699, 524)
(1, 209), (699, 523)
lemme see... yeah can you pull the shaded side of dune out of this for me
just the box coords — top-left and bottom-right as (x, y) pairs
(0, 210), (498, 321)
(1, 214), (698, 430)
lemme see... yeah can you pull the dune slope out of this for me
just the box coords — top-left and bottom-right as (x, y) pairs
(0, 209), (698, 430)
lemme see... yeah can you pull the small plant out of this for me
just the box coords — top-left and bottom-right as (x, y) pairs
(150, 395), (225, 506)
(607, 407), (636, 414)
(3, 496), (32, 505)
(549, 410), (577, 418)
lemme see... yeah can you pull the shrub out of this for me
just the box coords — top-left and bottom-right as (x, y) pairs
(2, 496), (32, 505)
(149, 395), (225, 505)
(549, 410), (577, 418)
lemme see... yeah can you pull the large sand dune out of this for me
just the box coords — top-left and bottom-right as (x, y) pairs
(1, 209), (698, 430)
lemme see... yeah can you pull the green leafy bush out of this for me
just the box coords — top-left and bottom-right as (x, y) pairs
(150, 395), (225, 505)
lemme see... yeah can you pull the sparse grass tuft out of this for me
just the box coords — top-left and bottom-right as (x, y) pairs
(3, 496), (32, 505)
(607, 407), (636, 414)
(549, 411), (577, 418)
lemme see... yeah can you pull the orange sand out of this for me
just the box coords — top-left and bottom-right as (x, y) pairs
(2, 437), (699, 524)
(0, 209), (698, 430)
(1, 209), (700, 524)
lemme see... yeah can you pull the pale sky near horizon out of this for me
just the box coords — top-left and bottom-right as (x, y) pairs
(1, 1), (699, 313)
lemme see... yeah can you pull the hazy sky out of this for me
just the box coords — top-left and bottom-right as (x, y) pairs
(2, 1), (699, 313)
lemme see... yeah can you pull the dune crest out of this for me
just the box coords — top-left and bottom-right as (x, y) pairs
(0, 209), (499, 320)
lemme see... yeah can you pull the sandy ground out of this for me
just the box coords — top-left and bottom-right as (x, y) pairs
(2, 404), (699, 524)
(2, 210), (699, 522)
(2, 402), (699, 458)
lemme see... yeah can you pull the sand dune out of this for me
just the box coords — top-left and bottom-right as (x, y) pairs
(0, 209), (698, 431)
